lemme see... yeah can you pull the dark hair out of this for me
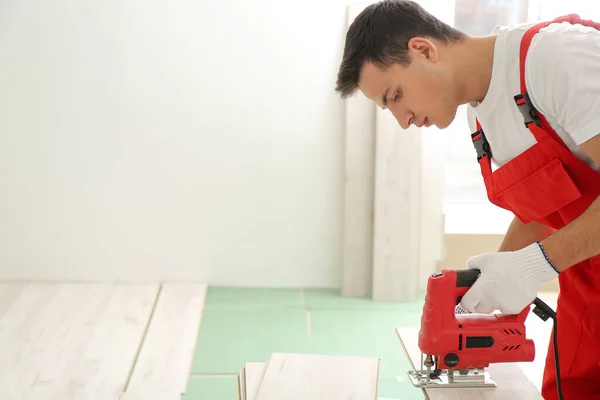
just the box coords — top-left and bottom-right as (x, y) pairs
(335, 0), (466, 98)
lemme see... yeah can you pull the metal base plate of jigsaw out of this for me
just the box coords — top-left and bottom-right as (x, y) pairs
(407, 352), (497, 389)
(408, 367), (497, 389)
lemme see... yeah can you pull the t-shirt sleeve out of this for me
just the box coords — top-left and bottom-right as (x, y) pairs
(525, 26), (600, 146)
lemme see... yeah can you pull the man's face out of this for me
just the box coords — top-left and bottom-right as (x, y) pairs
(357, 38), (458, 130)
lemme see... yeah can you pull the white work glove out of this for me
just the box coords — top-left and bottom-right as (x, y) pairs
(460, 242), (559, 314)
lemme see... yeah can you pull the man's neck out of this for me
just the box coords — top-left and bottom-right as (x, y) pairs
(450, 35), (497, 106)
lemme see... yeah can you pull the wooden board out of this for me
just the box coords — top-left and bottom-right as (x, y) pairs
(395, 328), (543, 400)
(238, 366), (247, 400)
(122, 283), (208, 399)
(245, 362), (268, 400)
(371, 109), (422, 302)
(255, 353), (380, 400)
(237, 362), (268, 400)
(0, 283), (159, 400)
(341, 2), (378, 299)
(417, 126), (447, 291)
(238, 358), (396, 400)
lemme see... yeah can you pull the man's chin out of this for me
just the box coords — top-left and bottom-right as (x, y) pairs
(435, 118), (454, 130)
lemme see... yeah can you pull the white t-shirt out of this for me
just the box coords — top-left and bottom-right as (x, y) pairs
(467, 20), (600, 173)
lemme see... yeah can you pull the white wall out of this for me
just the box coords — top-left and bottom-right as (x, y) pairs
(533, 1), (600, 21)
(0, 0), (354, 286)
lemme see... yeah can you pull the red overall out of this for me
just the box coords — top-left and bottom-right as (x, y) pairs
(471, 14), (600, 400)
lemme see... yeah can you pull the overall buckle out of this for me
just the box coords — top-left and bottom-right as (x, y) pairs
(471, 128), (492, 161)
(514, 93), (541, 126)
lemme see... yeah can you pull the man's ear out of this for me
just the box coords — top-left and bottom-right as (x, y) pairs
(407, 37), (439, 62)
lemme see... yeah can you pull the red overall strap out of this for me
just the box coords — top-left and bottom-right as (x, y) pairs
(473, 14), (600, 179)
(520, 13), (600, 93)
(518, 14), (600, 145)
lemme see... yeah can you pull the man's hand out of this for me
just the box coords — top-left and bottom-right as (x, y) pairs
(460, 242), (559, 314)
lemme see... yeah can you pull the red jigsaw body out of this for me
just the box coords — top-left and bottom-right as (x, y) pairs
(418, 268), (535, 370)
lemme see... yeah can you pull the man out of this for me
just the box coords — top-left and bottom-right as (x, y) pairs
(335, 1), (600, 399)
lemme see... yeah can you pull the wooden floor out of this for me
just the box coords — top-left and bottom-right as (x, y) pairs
(0, 282), (207, 400)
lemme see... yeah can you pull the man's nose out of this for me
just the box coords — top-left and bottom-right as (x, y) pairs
(389, 108), (412, 130)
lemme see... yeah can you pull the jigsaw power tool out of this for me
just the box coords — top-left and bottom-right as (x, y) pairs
(409, 268), (563, 398)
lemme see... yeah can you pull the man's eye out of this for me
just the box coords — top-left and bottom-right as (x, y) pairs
(393, 92), (400, 102)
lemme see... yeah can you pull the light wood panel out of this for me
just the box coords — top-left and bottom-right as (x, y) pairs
(341, 2), (378, 298)
(0, 283), (161, 400)
(255, 353), (380, 400)
(0, 283), (61, 398)
(372, 109), (422, 302)
(238, 357), (396, 400)
(396, 327), (543, 399)
(245, 362), (268, 400)
(418, 127), (447, 291)
(123, 283), (207, 400)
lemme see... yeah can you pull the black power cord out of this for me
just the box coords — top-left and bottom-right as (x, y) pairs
(532, 297), (563, 400)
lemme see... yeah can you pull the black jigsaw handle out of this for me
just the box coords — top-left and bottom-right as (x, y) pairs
(456, 268), (481, 287)
(454, 268), (557, 320)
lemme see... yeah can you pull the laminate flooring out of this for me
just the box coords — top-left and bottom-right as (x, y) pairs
(0, 282), (207, 400)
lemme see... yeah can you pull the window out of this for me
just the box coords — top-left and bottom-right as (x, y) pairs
(442, 0), (531, 233)
(440, 0), (600, 233)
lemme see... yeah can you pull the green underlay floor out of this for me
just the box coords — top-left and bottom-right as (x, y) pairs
(183, 287), (427, 400)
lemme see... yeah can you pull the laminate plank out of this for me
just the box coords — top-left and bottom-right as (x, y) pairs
(341, 3), (378, 298)
(123, 283), (207, 400)
(255, 353), (380, 400)
(0, 283), (193, 400)
(372, 109), (422, 302)
(238, 358), (396, 400)
(244, 362), (267, 400)
(72, 283), (158, 399)
(0, 283), (60, 399)
(24, 284), (116, 400)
